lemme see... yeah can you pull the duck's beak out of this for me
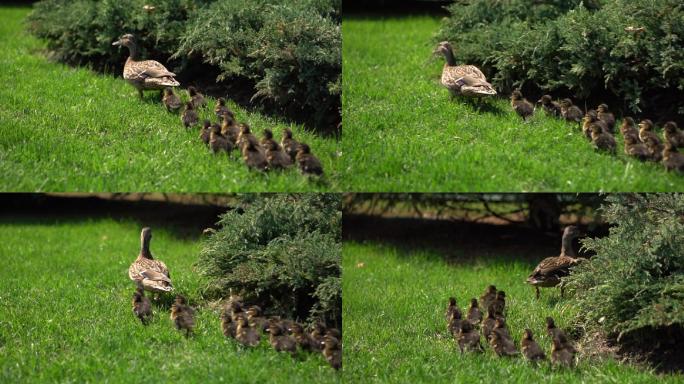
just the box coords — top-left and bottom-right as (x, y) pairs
(112, 40), (121, 46)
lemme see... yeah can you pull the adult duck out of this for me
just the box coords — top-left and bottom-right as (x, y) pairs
(112, 34), (179, 98)
(434, 41), (496, 97)
(526, 226), (582, 298)
(128, 227), (173, 293)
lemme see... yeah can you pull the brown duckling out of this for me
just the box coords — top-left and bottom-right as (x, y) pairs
(260, 128), (278, 149)
(639, 119), (660, 144)
(466, 298), (482, 325)
(181, 101), (199, 128)
(268, 319), (297, 355)
(296, 143), (323, 176)
(237, 124), (257, 150)
(591, 123), (616, 154)
(242, 136), (268, 171)
(582, 110), (607, 140)
(643, 134), (665, 162)
(546, 317), (567, 341)
(662, 143), (684, 173)
(479, 285), (497, 311)
(560, 99), (583, 123)
(624, 134), (650, 161)
(281, 128), (300, 161)
(263, 140), (291, 170)
(220, 306), (237, 339)
(291, 323), (316, 352)
(323, 333), (342, 370)
(551, 333), (576, 368)
(482, 307), (498, 340)
(132, 286), (152, 325)
(537, 95), (561, 117)
(663, 121), (684, 148)
(596, 103), (615, 133)
(236, 314), (260, 347)
(447, 308), (464, 337)
(199, 120), (211, 146)
(489, 327), (518, 357)
(491, 290), (506, 316)
(492, 317), (512, 340)
(510, 90), (534, 122)
(220, 113), (240, 144)
(210, 124), (232, 154)
(170, 295), (195, 338)
(246, 305), (269, 333)
(228, 296), (244, 322)
(445, 297), (459, 323)
(521, 329), (546, 362)
(162, 87), (182, 112)
(620, 117), (640, 141)
(457, 321), (483, 353)
(187, 86), (206, 109)
(214, 97), (233, 120)
(310, 322), (326, 350)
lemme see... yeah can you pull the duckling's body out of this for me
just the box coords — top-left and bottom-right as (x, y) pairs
(281, 128), (300, 161)
(447, 308), (463, 337)
(187, 86), (206, 109)
(445, 297), (459, 323)
(434, 42), (496, 97)
(128, 227), (173, 293)
(620, 117), (640, 142)
(521, 329), (546, 362)
(181, 102), (199, 128)
(639, 119), (664, 161)
(491, 291), (506, 316)
(663, 143), (684, 173)
(220, 308), (237, 338)
(199, 120), (211, 146)
(323, 334), (342, 370)
(583, 110), (608, 140)
(551, 334), (576, 368)
(243, 136), (268, 171)
(291, 323), (315, 351)
(527, 226), (582, 298)
(537, 95), (561, 117)
(214, 97), (233, 120)
(220, 114), (240, 144)
(591, 124), (617, 154)
(510, 91), (534, 122)
(112, 34), (179, 98)
(457, 321), (482, 353)
(466, 298), (483, 325)
(596, 104), (615, 133)
(162, 88), (182, 112)
(268, 320), (297, 355)
(482, 310), (497, 340)
(246, 306), (269, 333)
(624, 135), (650, 161)
(560, 99), (583, 123)
(492, 317), (511, 340)
(237, 124), (257, 151)
(310, 323), (326, 352)
(546, 317), (568, 341)
(664, 122), (684, 148)
(236, 314), (260, 347)
(265, 141), (293, 170)
(132, 286), (152, 325)
(296, 144), (324, 176)
(489, 327), (518, 357)
(210, 125), (233, 154)
(170, 295), (195, 338)
(479, 285), (497, 311)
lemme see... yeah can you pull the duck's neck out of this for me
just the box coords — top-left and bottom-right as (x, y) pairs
(560, 234), (576, 257)
(125, 43), (139, 61)
(140, 235), (152, 259)
(443, 48), (456, 66)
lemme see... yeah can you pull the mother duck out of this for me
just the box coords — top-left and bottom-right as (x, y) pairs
(526, 226), (583, 299)
(112, 34), (180, 98)
(434, 41), (496, 98)
(129, 227), (173, 293)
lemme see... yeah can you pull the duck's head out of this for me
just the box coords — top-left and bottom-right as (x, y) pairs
(112, 34), (135, 48)
(433, 41), (453, 56)
(584, 110), (598, 122)
(563, 225), (580, 239)
(210, 123), (221, 134)
(664, 121), (678, 133)
(268, 319), (283, 335)
(597, 103), (609, 113)
(187, 86), (198, 96)
(263, 128), (273, 140)
(163, 87), (174, 96)
(175, 295), (187, 305)
(522, 328), (534, 340)
(590, 123), (603, 137)
(326, 328), (341, 340)
(140, 227), (152, 243)
(639, 119), (654, 131)
(496, 290), (506, 299)
(290, 323), (304, 335)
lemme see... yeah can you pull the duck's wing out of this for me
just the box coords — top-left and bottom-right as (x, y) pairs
(132, 60), (176, 78)
(528, 256), (578, 280)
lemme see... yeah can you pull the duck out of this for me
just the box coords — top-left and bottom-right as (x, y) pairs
(236, 314), (260, 347)
(466, 298), (483, 325)
(170, 295), (195, 338)
(491, 290), (506, 316)
(132, 285), (152, 325)
(434, 42), (496, 97)
(551, 333), (576, 368)
(268, 319), (296, 354)
(291, 323), (315, 352)
(323, 333), (342, 370)
(457, 321), (482, 353)
(596, 104), (615, 133)
(296, 143), (324, 176)
(199, 120), (211, 146)
(489, 326), (518, 357)
(537, 95), (561, 117)
(210, 125), (233, 154)
(220, 306), (236, 338)
(281, 128), (300, 161)
(265, 140), (293, 170)
(521, 329), (546, 362)
(181, 101), (199, 128)
(591, 123), (617, 154)
(128, 227), (173, 293)
(246, 305), (269, 333)
(662, 143), (684, 173)
(510, 90), (534, 122)
(582, 110), (607, 140)
(559, 99), (583, 124)
(112, 34), (179, 98)
(187, 86), (206, 109)
(447, 308), (464, 337)
(663, 121), (684, 148)
(214, 97), (233, 120)
(620, 117), (640, 141)
(242, 136), (268, 172)
(624, 134), (650, 161)
(162, 88), (182, 112)
(526, 225), (582, 298)
(479, 285), (497, 311)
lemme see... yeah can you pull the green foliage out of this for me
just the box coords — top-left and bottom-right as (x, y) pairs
(196, 194), (341, 327)
(567, 194), (684, 340)
(437, 0), (684, 114)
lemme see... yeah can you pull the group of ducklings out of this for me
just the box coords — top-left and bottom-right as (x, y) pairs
(161, 86), (323, 175)
(445, 285), (577, 368)
(131, 289), (341, 370)
(512, 91), (684, 173)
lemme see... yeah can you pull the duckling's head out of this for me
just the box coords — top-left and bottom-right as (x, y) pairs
(327, 328), (341, 339)
(240, 124), (251, 134)
(639, 119), (654, 131)
(560, 98), (573, 107)
(511, 90), (523, 101)
(291, 323), (304, 335)
(236, 314), (249, 327)
(268, 320), (283, 335)
(523, 328), (534, 340)
(323, 334), (340, 349)
(112, 34), (135, 48)
(185, 101), (194, 110)
(217, 97), (225, 106)
(265, 140), (279, 151)
(211, 123), (221, 134)
(163, 87), (174, 96)
(546, 317), (556, 329)
(298, 143), (311, 155)
(486, 285), (497, 294)
(187, 86), (198, 96)
(247, 305), (262, 318)
(133, 290), (144, 301)
(175, 295), (187, 306)
(312, 322), (326, 334)
(597, 103), (609, 113)
(448, 297), (456, 307)
(538, 95), (552, 105)
(622, 117), (635, 128)
(584, 110), (598, 122)
(494, 317), (506, 328)
(222, 112), (234, 125)
(283, 128), (293, 139)
(202, 120), (211, 129)
(496, 290), (506, 299)
(664, 121), (678, 133)
(470, 298), (478, 308)
(263, 128), (273, 140)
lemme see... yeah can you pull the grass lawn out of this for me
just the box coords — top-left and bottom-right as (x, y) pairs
(342, 241), (681, 383)
(341, 15), (684, 192)
(0, 7), (340, 192)
(0, 217), (337, 383)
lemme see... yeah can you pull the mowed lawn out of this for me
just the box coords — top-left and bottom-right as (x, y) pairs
(341, 15), (684, 192)
(0, 218), (337, 383)
(342, 242), (680, 383)
(0, 7), (340, 192)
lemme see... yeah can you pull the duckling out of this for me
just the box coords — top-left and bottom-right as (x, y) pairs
(489, 327), (518, 357)
(447, 308), (464, 337)
(214, 97), (233, 120)
(445, 297), (459, 323)
(236, 314), (260, 347)
(265, 141), (293, 170)
(260, 128), (278, 148)
(560, 99), (583, 123)
(482, 308), (498, 340)
(268, 319), (297, 355)
(620, 117), (640, 141)
(457, 321), (483, 353)
(510, 90), (534, 122)
(187, 86), (206, 109)
(323, 334), (342, 370)
(220, 306), (237, 338)
(624, 134), (650, 161)
(237, 124), (257, 151)
(228, 295), (244, 321)
(162, 87), (182, 112)
(643, 134), (665, 162)
(291, 323), (316, 351)
(210, 124), (232, 154)
(466, 298), (482, 325)
(537, 95), (561, 117)
(546, 317), (567, 341)
(663, 121), (684, 148)
(281, 128), (300, 161)
(521, 329), (546, 362)
(479, 285), (497, 311)
(596, 104), (615, 133)
(310, 322), (327, 351)
(199, 120), (211, 146)
(582, 110), (607, 140)
(246, 305), (269, 333)
(220, 113), (240, 144)
(296, 143), (324, 176)
(591, 123), (616, 154)
(492, 317), (511, 340)
(181, 101), (199, 128)
(662, 143), (684, 173)
(170, 295), (195, 338)
(551, 334), (576, 368)
(639, 119), (660, 145)
(243, 136), (268, 171)
(132, 286), (152, 325)
(491, 290), (506, 316)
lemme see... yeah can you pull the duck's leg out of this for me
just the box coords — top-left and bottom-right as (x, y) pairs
(138, 88), (144, 99)
(535, 286), (540, 299)
(560, 285), (564, 298)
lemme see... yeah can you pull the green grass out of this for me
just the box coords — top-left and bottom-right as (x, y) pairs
(342, 241), (682, 383)
(341, 15), (684, 192)
(0, 218), (338, 382)
(0, 7), (340, 192)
